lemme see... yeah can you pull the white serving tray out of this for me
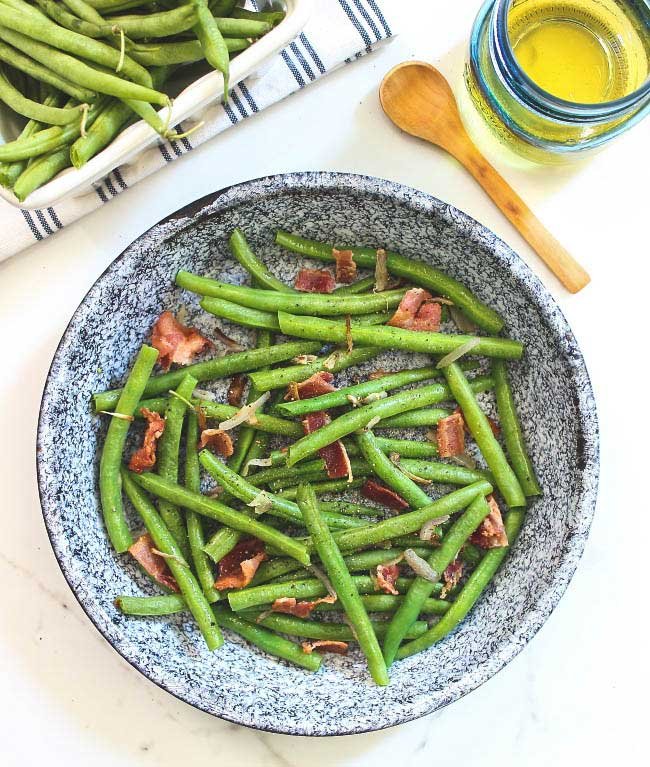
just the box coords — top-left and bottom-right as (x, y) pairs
(0, 0), (312, 209)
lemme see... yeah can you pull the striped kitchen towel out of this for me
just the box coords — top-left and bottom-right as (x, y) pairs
(0, 0), (395, 261)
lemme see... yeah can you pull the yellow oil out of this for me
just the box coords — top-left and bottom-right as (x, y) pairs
(508, 0), (649, 104)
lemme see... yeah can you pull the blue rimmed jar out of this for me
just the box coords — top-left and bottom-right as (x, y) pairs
(463, 0), (650, 163)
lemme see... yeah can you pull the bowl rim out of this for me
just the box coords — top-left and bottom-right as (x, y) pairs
(36, 171), (600, 736)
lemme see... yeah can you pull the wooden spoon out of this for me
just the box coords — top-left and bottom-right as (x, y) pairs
(379, 61), (590, 293)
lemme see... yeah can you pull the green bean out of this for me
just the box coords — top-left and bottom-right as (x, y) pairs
(177, 271), (406, 316)
(376, 408), (451, 428)
(71, 98), (132, 167)
(246, 457), (369, 490)
(397, 510), (524, 658)
(184, 410), (220, 603)
(343, 547), (433, 571)
(398, 458), (492, 485)
(332, 275), (376, 295)
(202, 526), (240, 565)
(62, 0), (107, 25)
(130, 471), (311, 566)
(253, 613), (428, 642)
(213, 605), (322, 671)
(99, 344), (158, 552)
(0, 3), (152, 87)
(296, 485), (389, 684)
(492, 360), (541, 496)
(107, 8), (271, 39)
(122, 471), (223, 651)
(316, 593), (450, 616)
(248, 347), (379, 393)
(277, 311), (523, 360)
(275, 230), (504, 333)
(357, 430), (433, 508)
(382, 494), (492, 665)
(192, 0), (229, 97)
(231, 7), (285, 25)
(13, 144), (69, 201)
(34, 0), (105, 37)
(268, 437), (441, 466)
(443, 362), (525, 508)
(0, 68), (84, 124)
(85, 0), (151, 10)
(229, 227), (295, 292)
(276, 478), (364, 499)
(115, 593), (186, 615)
(128, 36), (249, 67)
(319, 501), (380, 517)
(0, 41), (95, 101)
(199, 450), (368, 531)
(93, 339), (321, 412)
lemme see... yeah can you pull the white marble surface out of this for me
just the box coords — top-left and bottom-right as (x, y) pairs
(1, 1), (648, 762)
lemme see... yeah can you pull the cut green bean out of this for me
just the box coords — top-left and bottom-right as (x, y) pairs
(382, 494), (492, 665)
(275, 230), (504, 333)
(316, 593), (450, 616)
(229, 227), (295, 292)
(332, 275), (377, 295)
(268, 437), (441, 466)
(276, 478), (364, 499)
(116, 593), (186, 615)
(99, 344), (158, 552)
(397, 510), (524, 658)
(253, 613), (428, 642)
(375, 408), (451, 428)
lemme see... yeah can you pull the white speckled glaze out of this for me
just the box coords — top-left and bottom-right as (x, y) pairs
(36, 172), (599, 736)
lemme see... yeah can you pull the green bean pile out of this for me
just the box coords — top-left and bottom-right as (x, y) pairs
(0, 0), (282, 200)
(102, 227), (540, 684)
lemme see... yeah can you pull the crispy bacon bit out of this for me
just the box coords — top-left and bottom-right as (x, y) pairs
(129, 533), (179, 592)
(411, 301), (442, 331)
(212, 326), (244, 352)
(437, 412), (466, 457)
(199, 428), (234, 457)
(470, 495), (508, 549)
(302, 410), (331, 434)
(376, 563), (400, 595)
(441, 560), (464, 598)
(361, 479), (409, 511)
(345, 314), (353, 353)
(301, 640), (349, 655)
(285, 371), (336, 402)
(151, 311), (212, 371)
(214, 538), (266, 590)
(333, 248), (357, 283)
(227, 374), (246, 407)
(196, 405), (207, 433)
(301, 411), (351, 479)
(368, 369), (390, 380)
(295, 268), (336, 293)
(374, 248), (389, 292)
(271, 595), (337, 619)
(387, 288), (442, 332)
(128, 408), (165, 473)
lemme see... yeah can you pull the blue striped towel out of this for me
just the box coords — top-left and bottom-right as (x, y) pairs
(0, 0), (394, 261)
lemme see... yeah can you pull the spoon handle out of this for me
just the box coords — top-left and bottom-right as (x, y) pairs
(451, 140), (590, 293)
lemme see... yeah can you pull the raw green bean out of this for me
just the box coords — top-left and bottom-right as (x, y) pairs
(106, 8), (271, 39)
(277, 311), (523, 359)
(192, 0), (229, 97)
(199, 450), (368, 531)
(129, 471), (311, 566)
(276, 478), (364, 499)
(34, 0), (105, 37)
(492, 360), (541, 496)
(231, 7), (285, 25)
(295, 485), (388, 685)
(443, 362), (526, 508)
(122, 471), (223, 651)
(93, 339), (321, 412)
(0, 40), (95, 101)
(332, 275), (376, 295)
(176, 271), (406, 316)
(229, 227), (295, 292)
(0, 68), (84, 124)
(382, 494), (492, 665)
(253, 613), (429, 642)
(70, 98), (132, 167)
(275, 230), (504, 333)
(127, 36), (249, 66)
(316, 593), (450, 616)
(397, 510), (524, 658)
(62, 0), (107, 25)
(13, 144), (70, 201)
(99, 344), (158, 552)
(185, 410), (220, 603)
(248, 347), (379, 392)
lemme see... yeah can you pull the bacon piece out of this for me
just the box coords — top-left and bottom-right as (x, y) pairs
(129, 533), (179, 592)
(302, 410), (331, 434)
(301, 640), (348, 655)
(271, 595), (337, 619)
(301, 410), (351, 479)
(361, 479), (409, 511)
(436, 411), (466, 457)
(227, 374), (246, 406)
(214, 538), (266, 590)
(411, 301), (442, 332)
(285, 372), (336, 402)
(441, 559), (464, 598)
(150, 311), (212, 371)
(295, 268), (336, 293)
(199, 428), (234, 457)
(470, 495), (508, 549)
(452, 406), (500, 437)
(375, 563), (400, 595)
(128, 408), (165, 473)
(333, 248), (357, 283)
(387, 288), (432, 329)
(345, 314), (353, 353)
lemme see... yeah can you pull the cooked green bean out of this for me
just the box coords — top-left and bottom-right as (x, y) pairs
(398, 458), (492, 485)
(246, 457), (369, 489)
(332, 275), (376, 295)
(492, 360), (541, 496)
(268, 437), (441, 466)
(248, 346), (380, 392)
(93, 339), (321, 412)
(116, 593), (186, 615)
(0, 68), (84, 124)
(443, 362), (526, 508)
(128, 37), (250, 67)
(275, 230), (504, 333)
(276, 478), (364, 499)
(176, 271), (406, 316)
(229, 227), (295, 293)
(319, 500), (380, 517)
(278, 311), (523, 359)
(376, 408), (452, 429)
(99, 344), (158, 552)
(316, 594), (449, 615)
(253, 613), (428, 642)
(202, 526), (240, 565)
(122, 471), (223, 651)
(397, 510), (524, 658)
(382, 494), (492, 665)
(130, 471), (311, 566)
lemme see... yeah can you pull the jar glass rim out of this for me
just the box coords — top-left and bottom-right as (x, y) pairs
(492, 0), (650, 119)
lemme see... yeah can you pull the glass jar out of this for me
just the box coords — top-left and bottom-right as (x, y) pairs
(462, 0), (650, 163)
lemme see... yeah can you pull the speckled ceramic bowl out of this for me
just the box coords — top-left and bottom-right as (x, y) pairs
(37, 172), (599, 736)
